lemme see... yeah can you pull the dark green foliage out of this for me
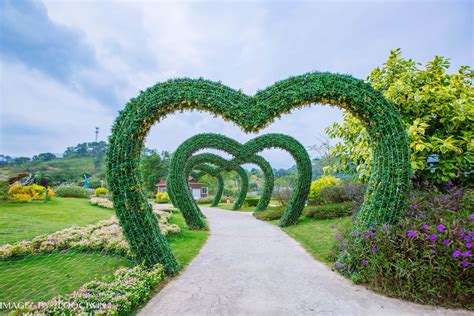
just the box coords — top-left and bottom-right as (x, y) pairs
(245, 197), (260, 207)
(0, 181), (8, 201)
(337, 186), (473, 309)
(106, 72), (410, 270)
(253, 207), (285, 221)
(64, 141), (108, 158)
(32, 152), (57, 162)
(140, 150), (170, 196)
(168, 133), (311, 228)
(303, 202), (356, 220)
(55, 186), (91, 198)
(319, 182), (365, 205)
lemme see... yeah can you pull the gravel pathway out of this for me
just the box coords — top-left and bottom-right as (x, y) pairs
(140, 206), (470, 316)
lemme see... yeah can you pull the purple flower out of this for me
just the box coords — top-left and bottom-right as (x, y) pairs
(364, 233), (369, 239)
(451, 207), (457, 211)
(423, 224), (429, 231)
(436, 225), (445, 232)
(362, 259), (369, 266)
(461, 261), (469, 267)
(341, 246), (347, 252)
(460, 228), (466, 233)
(470, 214), (474, 221)
(335, 234), (340, 239)
(419, 213), (426, 218)
(442, 195), (447, 201)
(462, 251), (471, 257)
(466, 243), (472, 249)
(407, 231), (418, 238)
(370, 232), (376, 238)
(383, 224), (390, 230)
(429, 249), (436, 253)
(443, 240), (449, 246)
(453, 250), (461, 258)
(368, 226), (373, 231)
(353, 231), (360, 236)
(429, 234), (436, 242)
(371, 247), (377, 253)
(464, 236), (470, 242)
(335, 263), (344, 269)
(412, 204), (419, 209)
(330, 225), (335, 229)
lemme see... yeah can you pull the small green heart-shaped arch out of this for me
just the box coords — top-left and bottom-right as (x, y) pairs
(190, 166), (224, 207)
(182, 152), (274, 213)
(106, 71), (411, 273)
(168, 133), (311, 229)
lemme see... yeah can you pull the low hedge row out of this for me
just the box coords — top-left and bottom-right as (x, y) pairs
(303, 202), (356, 220)
(253, 207), (285, 221)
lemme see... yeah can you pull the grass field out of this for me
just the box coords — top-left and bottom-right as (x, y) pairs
(273, 215), (352, 265)
(0, 205), (208, 306)
(0, 252), (134, 303)
(0, 198), (114, 244)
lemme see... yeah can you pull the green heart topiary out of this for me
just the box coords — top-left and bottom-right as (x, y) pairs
(106, 72), (411, 274)
(181, 152), (274, 213)
(168, 153), (249, 212)
(168, 133), (311, 230)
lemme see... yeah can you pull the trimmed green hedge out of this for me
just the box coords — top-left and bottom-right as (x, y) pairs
(303, 202), (356, 220)
(245, 197), (260, 207)
(253, 207), (285, 221)
(55, 186), (90, 198)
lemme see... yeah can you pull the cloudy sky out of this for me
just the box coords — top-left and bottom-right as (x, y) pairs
(0, 0), (472, 168)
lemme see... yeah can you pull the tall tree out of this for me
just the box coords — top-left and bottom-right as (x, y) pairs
(326, 49), (473, 185)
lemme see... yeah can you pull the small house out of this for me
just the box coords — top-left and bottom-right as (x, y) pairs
(156, 177), (208, 200)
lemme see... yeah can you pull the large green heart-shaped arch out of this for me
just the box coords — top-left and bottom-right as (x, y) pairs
(106, 72), (411, 274)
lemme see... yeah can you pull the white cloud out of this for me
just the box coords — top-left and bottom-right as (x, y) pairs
(0, 60), (115, 156)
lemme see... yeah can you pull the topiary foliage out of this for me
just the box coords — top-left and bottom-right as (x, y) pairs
(190, 166), (224, 207)
(184, 153), (248, 211)
(106, 72), (411, 270)
(168, 133), (312, 229)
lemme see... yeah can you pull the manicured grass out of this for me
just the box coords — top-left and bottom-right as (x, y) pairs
(271, 216), (353, 265)
(167, 212), (208, 266)
(0, 210), (208, 307)
(0, 252), (134, 303)
(0, 198), (114, 244)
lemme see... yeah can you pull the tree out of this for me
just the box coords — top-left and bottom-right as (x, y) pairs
(326, 49), (473, 185)
(32, 152), (56, 162)
(139, 149), (171, 195)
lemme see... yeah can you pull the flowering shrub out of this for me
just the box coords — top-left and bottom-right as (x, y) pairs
(55, 185), (90, 198)
(308, 176), (341, 205)
(0, 206), (180, 260)
(18, 264), (164, 315)
(95, 187), (108, 196)
(335, 186), (473, 308)
(155, 192), (170, 204)
(7, 184), (55, 202)
(90, 197), (114, 209)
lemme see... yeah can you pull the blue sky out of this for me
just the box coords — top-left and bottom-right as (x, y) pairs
(0, 0), (472, 167)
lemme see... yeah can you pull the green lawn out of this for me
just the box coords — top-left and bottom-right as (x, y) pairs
(0, 198), (114, 244)
(167, 212), (208, 266)
(274, 216), (353, 265)
(0, 209), (208, 307)
(211, 200), (282, 212)
(0, 252), (134, 303)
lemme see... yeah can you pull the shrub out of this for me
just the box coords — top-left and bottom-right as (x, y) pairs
(55, 185), (91, 198)
(155, 192), (170, 204)
(253, 207), (285, 221)
(303, 202), (356, 220)
(308, 176), (341, 205)
(336, 185), (473, 309)
(319, 181), (366, 204)
(245, 197), (260, 207)
(7, 184), (55, 202)
(94, 187), (108, 196)
(272, 188), (292, 206)
(196, 196), (214, 204)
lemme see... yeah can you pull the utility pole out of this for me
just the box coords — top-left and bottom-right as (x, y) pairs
(95, 127), (99, 142)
